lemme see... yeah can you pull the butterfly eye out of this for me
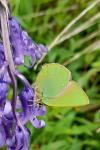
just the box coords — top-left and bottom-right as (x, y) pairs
(38, 102), (43, 108)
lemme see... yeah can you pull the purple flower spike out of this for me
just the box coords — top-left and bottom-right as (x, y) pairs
(9, 17), (48, 67)
(0, 1), (47, 149)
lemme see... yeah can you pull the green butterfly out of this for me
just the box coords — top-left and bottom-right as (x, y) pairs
(35, 63), (89, 107)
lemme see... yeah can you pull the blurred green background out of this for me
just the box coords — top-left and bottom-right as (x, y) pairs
(10, 0), (100, 150)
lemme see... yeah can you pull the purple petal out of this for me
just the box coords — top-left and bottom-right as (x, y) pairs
(20, 87), (34, 116)
(0, 82), (8, 104)
(4, 101), (12, 115)
(0, 42), (5, 67)
(38, 44), (48, 52)
(30, 117), (45, 128)
(0, 124), (6, 147)
(34, 105), (46, 116)
(7, 127), (30, 150)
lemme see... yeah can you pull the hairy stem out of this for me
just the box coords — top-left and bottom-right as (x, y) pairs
(0, 1), (17, 121)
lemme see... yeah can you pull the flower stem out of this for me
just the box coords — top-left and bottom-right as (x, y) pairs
(0, 1), (17, 121)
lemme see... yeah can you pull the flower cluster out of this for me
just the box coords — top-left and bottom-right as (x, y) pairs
(9, 17), (47, 67)
(0, 4), (48, 150)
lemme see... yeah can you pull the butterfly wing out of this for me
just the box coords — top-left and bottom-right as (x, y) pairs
(36, 63), (71, 98)
(42, 81), (89, 107)
(35, 63), (89, 107)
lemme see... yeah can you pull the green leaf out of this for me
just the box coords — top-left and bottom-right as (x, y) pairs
(35, 63), (89, 107)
